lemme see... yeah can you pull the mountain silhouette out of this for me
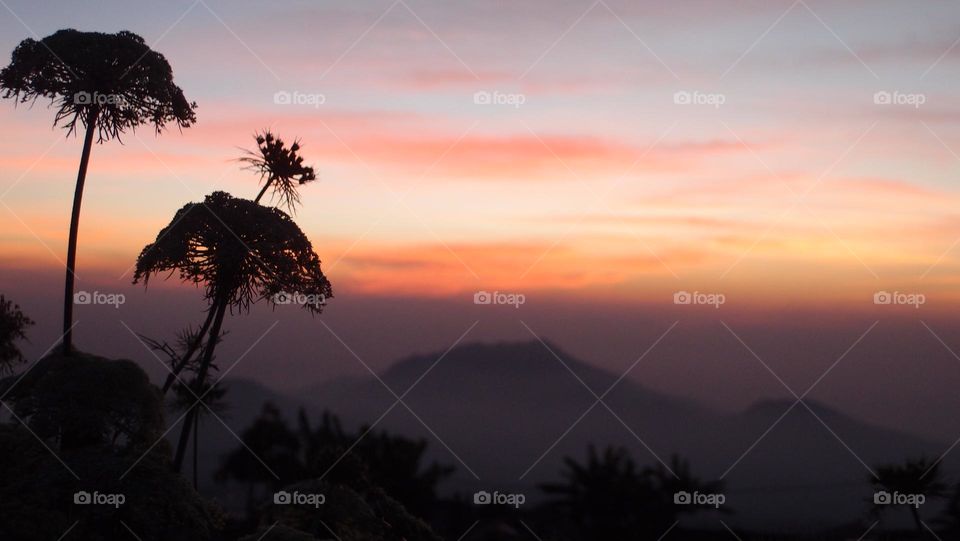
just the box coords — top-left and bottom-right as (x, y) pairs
(194, 341), (950, 529)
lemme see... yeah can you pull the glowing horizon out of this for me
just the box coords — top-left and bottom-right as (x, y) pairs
(3, 0), (960, 309)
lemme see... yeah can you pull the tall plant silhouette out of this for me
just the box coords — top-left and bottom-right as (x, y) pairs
(147, 132), (317, 396)
(0, 29), (197, 354)
(240, 130), (316, 211)
(143, 325), (229, 487)
(133, 191), (331, 472)
(173, 379), (228, 489)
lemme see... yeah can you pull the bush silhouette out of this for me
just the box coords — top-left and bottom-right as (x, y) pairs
(0, 351), (222, 540)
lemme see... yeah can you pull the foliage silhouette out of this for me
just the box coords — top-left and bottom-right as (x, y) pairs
(0, 295), (34, 375)
(936, 482), (960, 536)
(217, 404), (453, 524)
(238, 524), (320, 541)
(0, 351), (163, 453)
(133, 190), (332, 473)
(217, 403), (305, 517)
(0, 29), (196, 354)
(141, 324), (222, 396)
(256, 479), (441, 541)
(870, 457), (947, 536)
(0, 352), (222, 540)
(240, 130), (317, 211)
(540, 445), (724, 539)
(296, 409), (455, 517)
(142, 325), (229, 487)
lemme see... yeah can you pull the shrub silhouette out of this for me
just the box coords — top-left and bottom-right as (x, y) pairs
(0, 29), (196, 354)
(0, 351), (164, 453)
(268, 479), (441, 541)
(0, 352), (222, 540)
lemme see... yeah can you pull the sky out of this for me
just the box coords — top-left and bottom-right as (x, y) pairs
(2, 1), (960, 441)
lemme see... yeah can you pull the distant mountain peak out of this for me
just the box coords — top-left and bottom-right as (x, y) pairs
(741, 397), (848, 423)
(384, 339), (590, 379)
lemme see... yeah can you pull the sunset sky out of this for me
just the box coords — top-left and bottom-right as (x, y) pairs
(5, 0), (960, 444)
(2, 0), (959, 306)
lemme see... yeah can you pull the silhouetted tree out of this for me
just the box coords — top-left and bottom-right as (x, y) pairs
(240, 131), (316, 211)
(541, 445), (723, 539)
(0, 295), (34, 375)
(218, 406), (453, 525)
(297, 409), (454, 517)
(870, 458), (947, 536)
(0, 29), (196, 354)
(541, 445), (648, 538)
(217, 403), (304, 517)
(133, 191), (332, 473)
